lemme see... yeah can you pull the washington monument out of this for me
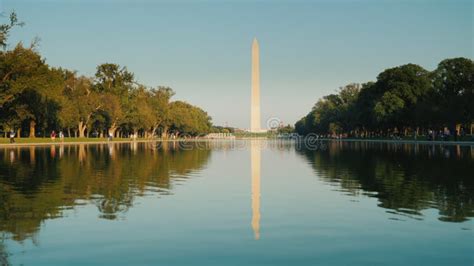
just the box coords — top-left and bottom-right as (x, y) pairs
(250, 38), (261, 132)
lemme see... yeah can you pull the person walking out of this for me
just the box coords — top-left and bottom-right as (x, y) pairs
(9, 130), (15, 143)
(59, 131), (64, 141)
(50, 130), (56, 141)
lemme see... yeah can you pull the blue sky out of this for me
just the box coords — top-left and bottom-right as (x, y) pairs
(2, 0), (473, 129)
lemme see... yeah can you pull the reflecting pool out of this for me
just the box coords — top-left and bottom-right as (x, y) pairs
(0, 141), (473, 265)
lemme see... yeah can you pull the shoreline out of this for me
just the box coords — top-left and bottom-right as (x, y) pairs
(311, 138), (474, 146)
(0, 137), (473, 147)
(0, 139), (175, 147)
(0, 138), (241, 147)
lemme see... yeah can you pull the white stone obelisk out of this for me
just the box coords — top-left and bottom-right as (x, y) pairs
(251, 38), (261, 132)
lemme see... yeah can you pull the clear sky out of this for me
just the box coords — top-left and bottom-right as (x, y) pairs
(2, 0), (473, 129)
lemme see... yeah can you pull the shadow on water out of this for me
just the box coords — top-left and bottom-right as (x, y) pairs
(0, 142), (211, 245)
(296, 141), (474, 223)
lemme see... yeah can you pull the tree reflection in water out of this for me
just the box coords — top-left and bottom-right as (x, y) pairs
(296, 141), (474, 223)
(0, 142), (211, 243)
(0, 233), (9, 266)
(0, 140), (472, 265)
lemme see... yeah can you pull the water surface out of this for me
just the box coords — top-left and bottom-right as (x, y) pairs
(0, 141), (473, 265)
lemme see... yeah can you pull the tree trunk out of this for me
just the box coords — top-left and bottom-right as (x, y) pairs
(29, 120), (36, 138)
(455, 124), (461, 134)
(152, 125), (159, 138)
(133, 129), (138, 140)
(162, 126), (169, 139)
(108, 122), (118, 138)
(67, 128), (71, 138)
(78, 121), (87, 138)
(16, 128), (21, 139)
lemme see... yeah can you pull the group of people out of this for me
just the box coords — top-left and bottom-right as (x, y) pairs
(427, 127), (466, 141)
(7, 130), (116, 143)
(49, 131), (65, 141)
(8, 130), (66, 143)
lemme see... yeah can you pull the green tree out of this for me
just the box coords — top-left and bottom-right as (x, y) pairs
(335, 83), (360, 132)
(168, 101), (212, 136)
(94, 63), (134, 136)
(123, 86), (155, 137)
(353, 82), (378, 134)
(0, 44), (63, 137)
(295, 117), (308, 135)
(61, 71), (102, 137)
(0, 11), (24, 49)
(296, 59), (472, 138)
(0, 12), (214, 139)
(277, 124), (295, 134)
(372, 64), (431, 132)
(432, 58), (474, 130)
(148, 86), (174, 137)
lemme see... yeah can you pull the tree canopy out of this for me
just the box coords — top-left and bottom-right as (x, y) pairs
(0, 12), (213, 138)
(296, 59), (474, 137)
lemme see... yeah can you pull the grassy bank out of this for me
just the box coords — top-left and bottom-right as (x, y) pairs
(0, 137), (164, 146)
(335, 135), (474, 142)
(0, 137), (114, 144)
(315, 138), (474, 145)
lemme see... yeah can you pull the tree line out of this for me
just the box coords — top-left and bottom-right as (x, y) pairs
(295, 58), (474, 139)
(0, 12), (212, 138)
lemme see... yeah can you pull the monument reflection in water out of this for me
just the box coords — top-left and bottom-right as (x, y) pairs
(0, 141), (473, 265)
(250, 140), (261, 240)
